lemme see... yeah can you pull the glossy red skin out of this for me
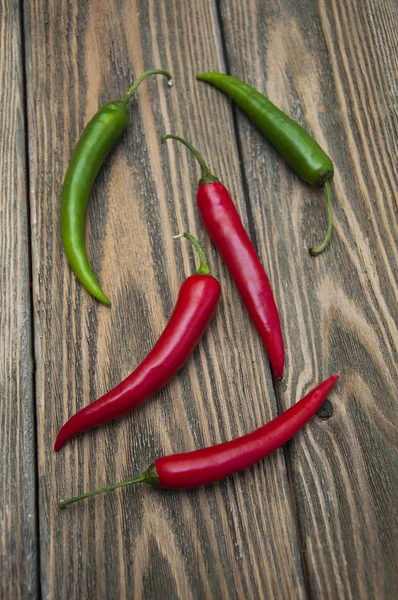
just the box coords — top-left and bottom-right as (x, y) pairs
(54, 275), (220, 451)
(197, 182), (284, 379)
(155, 375), (338, 488)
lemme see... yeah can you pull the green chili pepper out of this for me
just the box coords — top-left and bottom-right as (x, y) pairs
(61, 69), (172, 304)
(197, 72), (334, 256)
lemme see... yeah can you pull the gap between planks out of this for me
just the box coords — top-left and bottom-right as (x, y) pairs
(20, 0), (41, 595)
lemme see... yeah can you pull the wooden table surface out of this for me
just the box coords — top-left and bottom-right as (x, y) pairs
(1, 0), (397, 598)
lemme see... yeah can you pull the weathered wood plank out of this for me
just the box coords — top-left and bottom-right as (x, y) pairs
(0, 0), (38, 598)
(217, 0), (398, 597)
(25, 0), (306, 598)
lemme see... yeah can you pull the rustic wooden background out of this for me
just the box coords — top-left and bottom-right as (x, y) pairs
(1, 0), (397, 598)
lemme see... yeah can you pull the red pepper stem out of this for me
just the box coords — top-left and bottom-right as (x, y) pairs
(161, 134), (219, 185)
(174, 232), (210, 276)
(58, 464), (159, 508)
(120, 70), (172, 106)
(309, 181), (333, 256)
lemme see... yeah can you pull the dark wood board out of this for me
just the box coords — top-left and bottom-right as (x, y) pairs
(24, 0), (306, 598)
(217, 0), (398, 597)
(0, 0), (38, 598)
(2, 0), (393, 596)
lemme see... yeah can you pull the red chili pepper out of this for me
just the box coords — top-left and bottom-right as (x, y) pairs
(54, 233), (220, 451)
(162, 135), (284, 379)
(59, 375), (338, 506)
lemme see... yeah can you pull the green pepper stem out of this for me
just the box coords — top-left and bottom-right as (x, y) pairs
(120, 69), (172, 106)
(58, 475), (146, 508)
(58, 464), (159, 508)
(309, 181), (333, 256)
(174, 232), (211, 276)
(161, 134), (219, 185)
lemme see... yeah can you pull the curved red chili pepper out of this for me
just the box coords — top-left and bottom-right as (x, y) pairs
(54, 233), (220, 451)
(155, 375), (338, 488)
(59, 375), (338, 506)
(162, 135), (284, 379)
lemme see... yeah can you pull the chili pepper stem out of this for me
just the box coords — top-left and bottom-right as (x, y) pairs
(58, 464), (159, 508)
(58, 476), (145, 508)
(174, 232), (210, 275)
(120, 70), (172, 106)
(309, 181), (333, 256)
(161, 134), (219, 185)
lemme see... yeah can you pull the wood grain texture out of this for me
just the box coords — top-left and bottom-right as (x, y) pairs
(0, 0), (38, 598)
(217, 0), (398, 597)
(24, 0), (306, 598)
